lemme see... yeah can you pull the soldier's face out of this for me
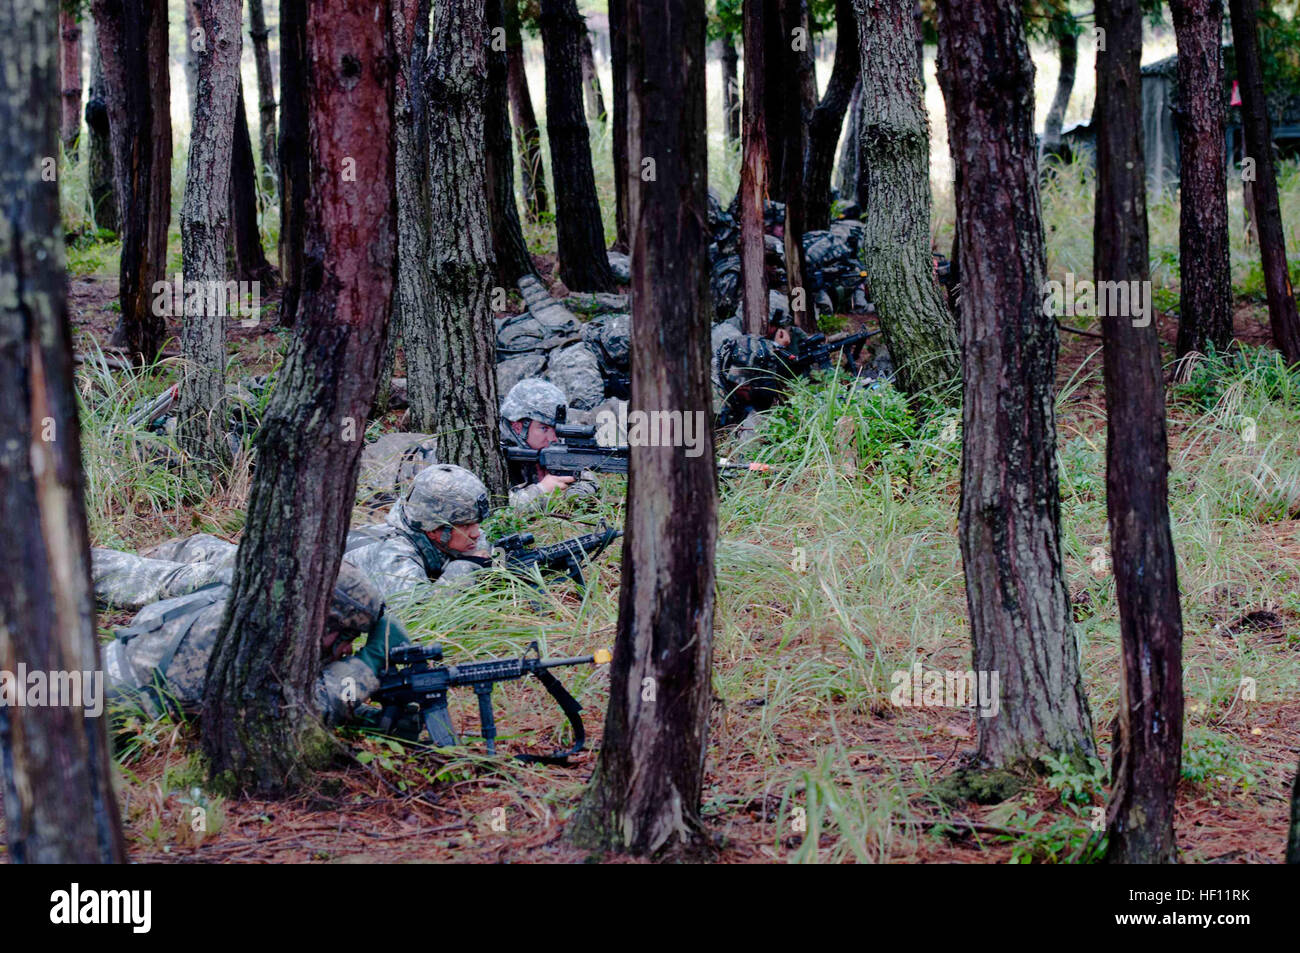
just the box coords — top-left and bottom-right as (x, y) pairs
(773, 327), (792, 347)
(322, 631), (355, 663)
(525, 420), (557, 450)
(444, 522), (482, 553)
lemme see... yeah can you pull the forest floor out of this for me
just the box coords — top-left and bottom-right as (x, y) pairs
(3, 236), (1298, 864)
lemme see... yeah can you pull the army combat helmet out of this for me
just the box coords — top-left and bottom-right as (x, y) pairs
(500, 378), (567, 429)
(398, 463), (490, 532)
(328, 561), (385, 637)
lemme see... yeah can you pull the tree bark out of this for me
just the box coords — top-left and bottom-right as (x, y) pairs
(805, 0), (859, 230)
(1039, 15), (1078, 165)
(183, 0), (199, 117)
(0, 0), (127, 863)
(1095, 0), (1185, 865)
(1228, 0), (1300, 365)
(936, 0), (1096, 772)
(506, 0), (549, 223)
(569, 0), (718, 856)
(835, 77), (861, 206)
(721, 33), (740, 146)
(782, 0), (813, 330)
(855, 0), (960, 397)
(60, 5), (83, 160)
(202, 0), (395, 794)
(229, 74), (279, 288)
(540, 0), (615, 291)
(580, 20), (607, 121)
(609, 0), (630, 250)
(740, 0), (770, 335)
(277, 0), (309, 326)
(487, 0), (539, 286)
(762, 0), (789, 200)
(179, 0), (242, 466)
(408, 0), (508, 496)
(248, 0), (279, 191)
(1171, 0), (1232, 364)
(92, 0), (172, 363)
(86, 19), (119, 233)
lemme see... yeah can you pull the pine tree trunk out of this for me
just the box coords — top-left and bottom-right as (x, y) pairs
(487, 0), (539, 286)
(1228, 0), (1300, 364)
(277, 0), (309, 326)
(202, 0), (395, 794)
(248, 0), (278, 190)
(540, 0), (615, 291)
(721, 33), (740, 146)
(762, 0), (789, 201)
(740, 0), (770, 335)
(854, 0), (959, 397)
(936, 0), (1096, 771)
(506, 0), (549, 223)
(1171, 0), (1232, 364)
(408, 0), (508, 496)
(580, 22), (606, 121)
(92, 0), (172, 362)
(805, 0), (859, 231)
(229, 74), (278, 288)
(1095, 0), (1185, 865)
(60, 6), (83, 160)
(609, 0), (630, 250)
(782, 0), (812, 330)
(0, 0), (127, 863)
(86, 20), (119, 233)
(1039, 16), (1078, 164)
(183, 0), (199, 116)
(179, 0), (242, 466)
(835, 77), (860, 205)
(569, 0), (717, 856)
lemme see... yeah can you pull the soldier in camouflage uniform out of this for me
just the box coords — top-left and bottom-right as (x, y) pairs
(101, 561), (411, 726)
(499, 379), (599, 512)
(344, 463), (490, 598)
(713, 333), (785, 426)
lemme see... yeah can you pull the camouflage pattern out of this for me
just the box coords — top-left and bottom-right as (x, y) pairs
(141, 532), (237, 564)
(500, 378), (568, 427)
(395, 463), (490, 532)
(499, 378), (600, 512)
(102, 568), (403, 726)
(93, 547), (235, 611)
(564, 291), (627, 315)
(497, 276), (583, 355)
(606, 251), (631, 284)
(542, 343), (605, 410)
(356, 432), (439, 503)
(496, 353), (549, 397)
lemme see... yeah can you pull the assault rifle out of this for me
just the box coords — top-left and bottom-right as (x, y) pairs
(773, 329), (878, 378)
(372, 640), (611, 762)
(487, 520), (622, 589)
(502, 420), (630, 476)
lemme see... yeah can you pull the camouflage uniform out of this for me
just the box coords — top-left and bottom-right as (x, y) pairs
(93, 540), (236, 612)
(494, 277), (608, 410)
(499, 379), (599, 512)
(101, 562), (411, 726)
(713, 333), (784, 425)
(356, 432), (440, 504)
(344, 463), (489, 598)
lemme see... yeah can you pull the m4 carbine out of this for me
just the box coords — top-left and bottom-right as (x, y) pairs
(372, 640), (611, 762)
(489, 521), (623, 589)
(774, 329), (878, 377)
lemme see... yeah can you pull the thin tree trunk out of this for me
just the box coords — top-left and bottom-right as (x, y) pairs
(410, 0), (508, 496)
(740, 0), (770, 335)
(248, 0), (279, 190)
(1228, 0), (1300, 364)
(1095, 0), (1185, 865)
(540, 0), (615, 291)
(806, 0), (859, 230)
(609, 0), (630, 250)
(488, 0), (539, 285)
(580, 21), (606, 121)
(60, 5), (83, 159)
(506, 0), (549, 223)
(782, 0), (813, 330)
(835, 77), (860, 204)
(855, 0), (960, 397)
(179, 0), (242, 466)
(202, 0), (395, 794)
(92, 0), (172, 363)
(569, 0), (717, 856)
(229, 74), (278, 288)
(277, 0), (308, 326)
(86, 20), (119, 233)
(721, 33), (740, 146)
(0, 0), (127, 863)
(762, 0), (789, 200)
(1171, 0), (1232, 364)
(1039, 15), (1078, 165)
(936, 0), (1095, 771)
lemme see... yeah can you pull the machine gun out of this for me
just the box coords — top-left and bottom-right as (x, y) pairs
(372, 641), (611, 763)
(773, 329), (878, 378)
(487, 521), (622, 589)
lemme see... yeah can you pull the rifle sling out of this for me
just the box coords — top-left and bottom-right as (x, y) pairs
(516, 667), (586, 765)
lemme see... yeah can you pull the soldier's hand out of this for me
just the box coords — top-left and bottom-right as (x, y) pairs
(539, 474), (576, 494)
